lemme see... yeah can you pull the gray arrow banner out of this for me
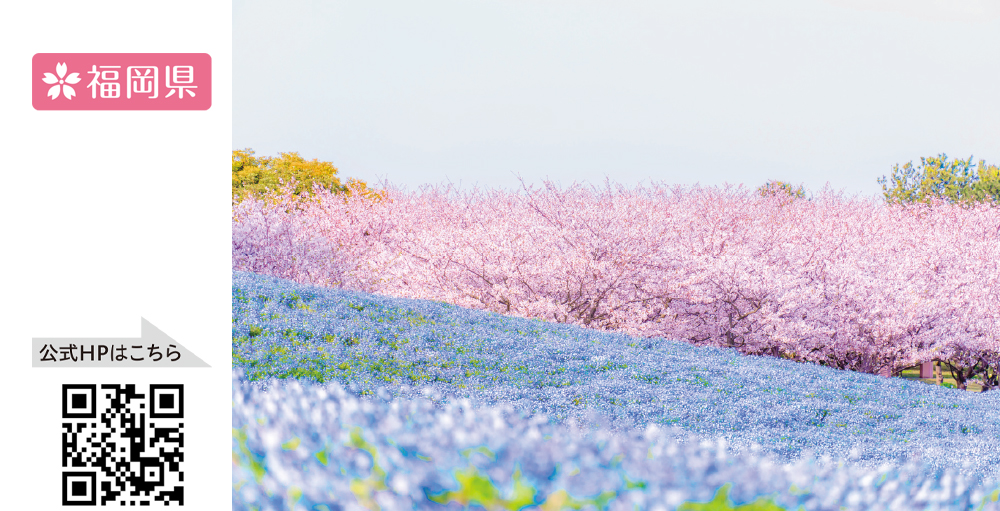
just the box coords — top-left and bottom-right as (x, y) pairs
(32, 317), (210, 367)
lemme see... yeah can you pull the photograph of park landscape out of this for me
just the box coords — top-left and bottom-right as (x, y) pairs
(232, 1), (1000, 509)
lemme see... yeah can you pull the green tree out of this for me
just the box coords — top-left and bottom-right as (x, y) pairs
(232, 149), (384, 203)
(755, 180), (809, 205)
(877, 153), (1000, 210)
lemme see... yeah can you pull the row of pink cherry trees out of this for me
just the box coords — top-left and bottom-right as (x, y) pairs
(232, 179), (1000, 391)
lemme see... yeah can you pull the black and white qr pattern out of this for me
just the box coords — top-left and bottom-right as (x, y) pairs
(62, 384), (184, 506)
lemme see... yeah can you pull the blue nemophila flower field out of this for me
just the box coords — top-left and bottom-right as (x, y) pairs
(232, 270), (1000, 510)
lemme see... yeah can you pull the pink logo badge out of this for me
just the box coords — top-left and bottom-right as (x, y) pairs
(33, 53), (211, 110)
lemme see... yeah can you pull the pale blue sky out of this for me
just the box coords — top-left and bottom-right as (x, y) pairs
(234, 0), (999, 204)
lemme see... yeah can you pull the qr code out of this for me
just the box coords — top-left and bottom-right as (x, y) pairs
(62, 384), (184, 506)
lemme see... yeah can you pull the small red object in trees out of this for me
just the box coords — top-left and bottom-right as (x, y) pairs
(919, 361), (934, 379)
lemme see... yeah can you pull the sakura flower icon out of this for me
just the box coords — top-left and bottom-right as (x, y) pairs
(42, 62), (81, 100)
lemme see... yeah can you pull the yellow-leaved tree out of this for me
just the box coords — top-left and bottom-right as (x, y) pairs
(232, 149), (386, 204)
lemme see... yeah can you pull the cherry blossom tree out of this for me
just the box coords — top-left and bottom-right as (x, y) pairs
(232, 177), (1000, 386)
